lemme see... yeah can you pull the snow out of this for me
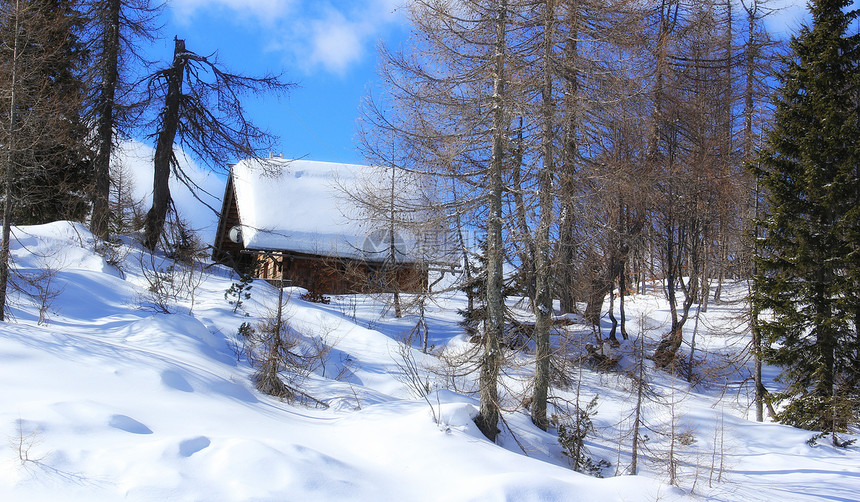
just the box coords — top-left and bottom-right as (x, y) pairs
(1, 221), (858, 501)
(230, 158), (427, 262)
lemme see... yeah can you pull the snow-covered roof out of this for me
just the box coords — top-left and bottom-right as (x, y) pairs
(230, 157), (427, 263)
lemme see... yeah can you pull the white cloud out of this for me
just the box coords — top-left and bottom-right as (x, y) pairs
(759, 0), (809, 36)
(306, 8), (371, 74)
(169, 0), (406, 75)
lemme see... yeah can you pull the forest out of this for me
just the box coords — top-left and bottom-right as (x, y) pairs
(353, 0), (859, 445)
(1, 0), (858, 455)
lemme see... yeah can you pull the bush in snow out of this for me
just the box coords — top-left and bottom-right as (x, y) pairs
(555, 395), (610, 477)
(238, 289), (327, 408)
(137, 251), (205, 314)
(225, 273), (253, 314)
(162, 215), (206, 265)
(299, 290), (330, 304)
(94, 238), (130, 275)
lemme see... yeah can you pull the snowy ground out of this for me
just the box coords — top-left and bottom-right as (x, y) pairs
(0, 222), (857, 501)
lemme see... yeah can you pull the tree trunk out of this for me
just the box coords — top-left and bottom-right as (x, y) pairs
(388, 165), (402, 318)
(531, 0), (556, 431)
(475, 0), (508, 443)
(89, 0), (121, 240)
(0, 0), (21, 321)
(143, 38), (186, 250)
(619, 261), (629, 341)
(452, 179), (474, 312)
(654, 212), (682, 368)
(607, 278), (618, 346)
(746, 2), (763, 423)
(556, 2), (579, 315)
(584, 269), (611, 329)
(511, 119), (536, 306)
(630, 330), (645, 475)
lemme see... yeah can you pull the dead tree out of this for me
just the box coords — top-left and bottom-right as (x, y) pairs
(142, 37), (292, 250)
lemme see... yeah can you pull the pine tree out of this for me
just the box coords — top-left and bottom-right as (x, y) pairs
(752, 0), (860, 439)
(0, 0), (92, 319)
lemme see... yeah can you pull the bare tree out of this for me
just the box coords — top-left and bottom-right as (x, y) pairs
(645, 1), (751, 369)
(531, 0), (558, 432)
(142, 37), (292, 250)
(107, 156), (145, 234)
(81, 0), (162, 240)
(352, 110), (442, 319)
(474, 0), (513, 443)
(362, 0), (526, 442)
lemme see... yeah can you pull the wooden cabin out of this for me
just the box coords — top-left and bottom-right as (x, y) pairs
(213, 157), (429, 294)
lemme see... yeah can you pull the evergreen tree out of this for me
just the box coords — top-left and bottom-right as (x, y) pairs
(1, 0), (92, 225)
(458, 240), (488, 340)
(1, 0), (93, 319)
(752, 0), (860, 439)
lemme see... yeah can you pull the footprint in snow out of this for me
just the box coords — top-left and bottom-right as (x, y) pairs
(179, 436), (211, 457)
(161, 369), (193, 392)
(108, 414), (153, 434)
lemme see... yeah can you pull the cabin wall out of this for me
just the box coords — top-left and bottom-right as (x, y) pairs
(251, 251), (426, 295)
(212, 175), (243, 264)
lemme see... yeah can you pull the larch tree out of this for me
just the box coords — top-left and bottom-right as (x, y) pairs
(648, 0), (743, 369)
(472, 0), (510, 442)
(753, 0), (859, 441)
(350, 107), (441, 319)
(142, 37), (292, 250)
(530, 0), (558, 432)
(81, 0), (162, 240)
(365, 0), (523, 442)
(740, 0), (781, 423)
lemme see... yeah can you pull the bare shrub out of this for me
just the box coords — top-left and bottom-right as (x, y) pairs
(136, 241), (206, 314)
(391, 333), (438, 424)
(12, 266), (64, 326)
(305, 317), (343, 378)
(94, 238), (129, 277)
(162, 214), (207, 266)
(137, 252), (182, 313)
(300, 290), (331, 304)
(239, 288), (327, 408)
(10, 418), (47, 466)
(108, 158), (147, 236)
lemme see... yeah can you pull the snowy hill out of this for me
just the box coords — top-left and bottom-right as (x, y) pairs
(1, 222), (857, 501)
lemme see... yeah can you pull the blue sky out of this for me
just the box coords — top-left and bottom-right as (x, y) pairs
(147, 0), (408, 166)
(144, 0), (818, 168)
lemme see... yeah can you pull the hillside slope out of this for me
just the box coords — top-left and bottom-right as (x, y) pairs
(0, 222), (856, 501)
